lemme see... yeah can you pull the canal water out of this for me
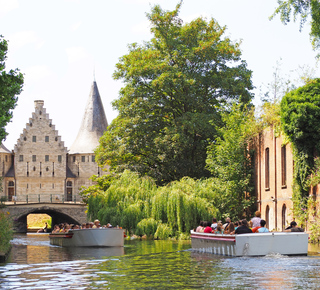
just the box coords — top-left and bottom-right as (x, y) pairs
(1, 234), (320, 289)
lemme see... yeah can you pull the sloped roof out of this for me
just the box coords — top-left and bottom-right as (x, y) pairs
(0, 143), (11, 154)
(69, 81), (108, 154)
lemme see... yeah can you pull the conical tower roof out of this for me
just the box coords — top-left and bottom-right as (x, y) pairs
(69, 81), (108, 154)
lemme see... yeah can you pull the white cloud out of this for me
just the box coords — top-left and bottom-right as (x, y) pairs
(24, 65), (52, 82)
(8, 31), (43, 51)
(65, 46), (89, 63)
(0, 0), (19, 17)
(70, 21), (82, 31)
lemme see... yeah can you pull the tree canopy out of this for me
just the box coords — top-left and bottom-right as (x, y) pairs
(281, 78), (320, 194)
(271, 0), (320, 52)
(96, 3), (253, 185)
(0, 35), (24, 142)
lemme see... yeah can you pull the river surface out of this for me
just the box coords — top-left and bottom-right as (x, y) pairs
(1, 234), (320, 289)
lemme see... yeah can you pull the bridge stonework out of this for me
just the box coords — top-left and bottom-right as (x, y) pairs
(2, 203), (87, 232)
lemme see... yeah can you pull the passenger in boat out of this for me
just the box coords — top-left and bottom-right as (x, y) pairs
(252, 224), (261, 233)
(248, 220), (253, 230)
(222, 217), (231, 230)
(284, 221), (304, 232)
(81, 223), (86, 229)
(235, 219), (252, 234)
(215, 223), (224, 234)
(211, 218), (218, 230)
(107, 223), (113, 228)
(234, 221), (239, 230)
(251, 211), (262, 228)
(204, 221), (213, 233)
(196, 221), (204, 232)
(52, 224), (60, 233)
(92, 219), (101, 228)
(257, 220), (269, 233)
(224, 222), (235, 234)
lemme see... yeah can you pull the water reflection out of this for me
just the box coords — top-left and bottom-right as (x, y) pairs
(2, 234), (320, 289)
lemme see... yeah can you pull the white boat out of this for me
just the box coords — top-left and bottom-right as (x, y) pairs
(190, 230), (309, 256)
(49, 228), (125, 247)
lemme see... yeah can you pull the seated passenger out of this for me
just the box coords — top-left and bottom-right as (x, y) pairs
(235, 219), (252, 234)
(92, 219), (101, 228)
(284, 221), (304, 232)
(52, 224), (60, 233)
(211, 218), (218, 230)
(81, 223), (86, 229)
(215, 223), (224, 234)
(251, 211), (262, 228)
(107, 223), (113, 228)
(203, 221), (213, 233)
(257, 220), (269, 233)
(196, 221), (204, 232)
(224, 222), (235, 235)
(223, 217), (231, 230)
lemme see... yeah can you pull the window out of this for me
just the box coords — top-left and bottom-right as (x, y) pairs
(19, 155), (23, 162)
(58, 155), (62, 162)
(32, 136), (36, 142)
(92, 155), (95, 162)
(281, 145), (287, 187)
(282, 204), (287, 231)
(73, 156), (76, 162)
(81, 156), (85, 162)
(5, 155), (7, 162)
(265, 148), (270, 189)
(45, 136), (49, 142)
(266, 205), (270, 229)
(8, 181), (14, 186)
(32, 155), (36, 162)
(45, 155), (49, 162)
(67, 181), (72, 187)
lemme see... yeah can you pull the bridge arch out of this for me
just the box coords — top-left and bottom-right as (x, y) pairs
(4, 203), (87, 232)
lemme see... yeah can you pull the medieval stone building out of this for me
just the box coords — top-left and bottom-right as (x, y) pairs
(0, 81), (107, 203)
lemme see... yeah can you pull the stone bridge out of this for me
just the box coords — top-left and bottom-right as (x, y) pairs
(2, 203), (87, 232)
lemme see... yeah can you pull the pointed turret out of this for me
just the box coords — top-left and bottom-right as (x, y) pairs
(69, 81), (108, 154)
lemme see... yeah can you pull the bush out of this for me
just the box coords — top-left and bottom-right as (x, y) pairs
(0, 211), (12, 254)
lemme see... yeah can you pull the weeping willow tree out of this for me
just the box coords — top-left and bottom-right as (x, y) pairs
(82, 170), (217, 239)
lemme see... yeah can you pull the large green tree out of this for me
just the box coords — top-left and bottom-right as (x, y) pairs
(271, 0), (320, 51)
(206, 104), (258, 219)
(0, 35), (24, 142)
(96, 3), (253, 184)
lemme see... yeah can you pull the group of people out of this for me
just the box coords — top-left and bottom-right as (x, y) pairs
(195, 211), (304, 235)
(51, 219), (114, 233)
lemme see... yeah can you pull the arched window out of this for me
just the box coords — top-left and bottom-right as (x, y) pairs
(266, 205), (270, 229)
(282, 204), (287, 231)
(265, 148), (270, 189)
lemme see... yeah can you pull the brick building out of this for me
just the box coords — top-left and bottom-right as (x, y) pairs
(254, 127), (294, 231)
(0, 80), (108, 202)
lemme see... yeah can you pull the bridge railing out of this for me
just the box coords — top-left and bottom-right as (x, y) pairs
(0, 194), (85, 204)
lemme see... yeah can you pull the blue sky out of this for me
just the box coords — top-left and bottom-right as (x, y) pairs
(1, 0), (319, 150)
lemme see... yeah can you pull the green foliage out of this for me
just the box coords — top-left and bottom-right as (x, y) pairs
(0, 35), (24, 142)
(271, 0), (320, 52)
(96, 3), (253, 185)
(206, 104), (258, 219)
(154, 223), (173, 240)
(281, 79), (320, 197)
(136, 218), (159, 237)
(86, 170), (218, 239)
(281, 79), (320, 233)
(0, 211), (12, 254)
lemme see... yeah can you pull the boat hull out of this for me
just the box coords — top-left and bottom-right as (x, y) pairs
(191, 231), (309, 256)
(49, 228), (125, 247)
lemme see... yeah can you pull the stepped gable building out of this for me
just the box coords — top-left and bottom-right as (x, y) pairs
(0, 81), (108, 202)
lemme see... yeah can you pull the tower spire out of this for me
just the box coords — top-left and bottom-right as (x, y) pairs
(69, 80), (108, 154)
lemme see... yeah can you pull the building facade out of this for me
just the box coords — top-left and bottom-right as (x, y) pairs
(254, 127), (294, 231)
(0, 81), (108, 203)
